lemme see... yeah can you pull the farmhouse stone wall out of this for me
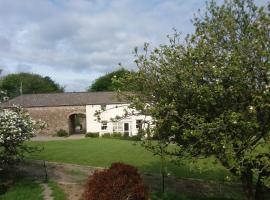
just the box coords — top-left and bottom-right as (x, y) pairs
(26, 106), (86, 135)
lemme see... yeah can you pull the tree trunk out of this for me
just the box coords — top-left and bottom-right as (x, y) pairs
(240, 167), (255, 200)
(255, 174), (263, 200)
(255, 172), (269, 200)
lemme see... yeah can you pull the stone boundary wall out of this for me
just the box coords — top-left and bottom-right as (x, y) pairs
(26, 106), (86, 135)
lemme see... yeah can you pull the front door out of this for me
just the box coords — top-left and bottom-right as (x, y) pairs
(124, 123), (129, 136)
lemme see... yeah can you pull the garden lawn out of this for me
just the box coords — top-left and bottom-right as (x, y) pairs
(28, 138), (232, 182)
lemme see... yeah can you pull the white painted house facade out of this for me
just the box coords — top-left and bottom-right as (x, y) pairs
(86, 104), (151, 136)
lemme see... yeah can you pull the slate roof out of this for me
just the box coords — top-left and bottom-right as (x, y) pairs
(1, 92), (126, 108)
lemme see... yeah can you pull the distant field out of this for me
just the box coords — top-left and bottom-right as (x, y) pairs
(28, 138), (233, 182)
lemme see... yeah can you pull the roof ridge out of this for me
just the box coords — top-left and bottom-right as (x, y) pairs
(1, 91), (125, 108)
(16, 91), (117, 96)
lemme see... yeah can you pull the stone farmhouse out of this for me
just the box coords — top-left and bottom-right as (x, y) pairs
(1, 92), (149, 136)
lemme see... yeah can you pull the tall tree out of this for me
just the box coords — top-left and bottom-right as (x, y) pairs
(0, 70), (44, 177)
(119, 1), (270, 199)
(0, 73), (64, 98)
(88, 68), (134, 92)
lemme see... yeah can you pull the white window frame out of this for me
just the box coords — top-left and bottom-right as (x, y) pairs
(113, 122), (123, 133)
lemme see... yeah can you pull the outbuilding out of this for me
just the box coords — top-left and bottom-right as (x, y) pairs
(1, 92), (148, 136)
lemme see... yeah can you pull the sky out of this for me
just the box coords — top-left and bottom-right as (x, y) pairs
(0, 0), (268, 91)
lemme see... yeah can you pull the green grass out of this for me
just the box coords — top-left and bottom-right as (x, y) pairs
(0, 179), (43, 200)
(28, 138), (232, 182)
(48, 180), (67, 200)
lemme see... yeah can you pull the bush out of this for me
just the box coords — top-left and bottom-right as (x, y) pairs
(129, 135), (141, 141)
(123, 132), (129, 138)
(56, 129), (68, 137)
(84, 163), (149, 200)
(101, 133), (111, 138)
(112, 132), (122, 138)
(85, 132), (99, 138)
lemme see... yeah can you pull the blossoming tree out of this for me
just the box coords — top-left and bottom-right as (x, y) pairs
(0, 71), (44, 171)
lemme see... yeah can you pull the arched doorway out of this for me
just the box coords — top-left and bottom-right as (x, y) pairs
(68, 113), (86, 135)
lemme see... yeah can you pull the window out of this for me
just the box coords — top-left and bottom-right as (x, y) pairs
(136, 120), (143, 129)
(101, 104), (107, 110)
(113, 122), (123, 132)
(101, 121), (108, 130)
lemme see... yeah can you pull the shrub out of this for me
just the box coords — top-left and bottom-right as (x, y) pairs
(101, 133), (111, 138)
(56, 129), (68, 137)
(84, 163), (149, 200)
(112, 132), (122, 138)
(85, 132), (99, 138)
(129, 135), (141, 141)
(120, 135), (141, 141)
(123, 132), (129, 138)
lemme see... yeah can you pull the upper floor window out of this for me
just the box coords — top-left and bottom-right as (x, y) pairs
(101, 104), (107, 110)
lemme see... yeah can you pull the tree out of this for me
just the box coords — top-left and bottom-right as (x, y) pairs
(0, 73), (64, 98)
(119, 1), (270, 199)
(88, 68), (134, 92)
(0, 106), (44, 170)
(0, 70), (44, 173)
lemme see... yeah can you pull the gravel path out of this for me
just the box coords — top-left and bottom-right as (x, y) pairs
(18, 160), (247, 200)
(41, 183), (53, 200)
(19, 160), (99, 200)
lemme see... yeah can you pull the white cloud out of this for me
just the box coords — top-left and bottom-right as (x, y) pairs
(0, 0), (267, 91)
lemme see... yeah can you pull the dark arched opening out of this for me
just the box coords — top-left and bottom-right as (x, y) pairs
(69, 113), (86, 135)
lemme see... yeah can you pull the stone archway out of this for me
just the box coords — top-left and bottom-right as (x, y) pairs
(68, 113), (86, 135)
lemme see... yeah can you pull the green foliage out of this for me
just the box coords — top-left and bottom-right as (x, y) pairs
(101, 133), (111, 138)
(88, 68), (134, 91)
(123, 132), (129, 138)
(56, 129), (68, 137)
(85, 132), (100, 138)
(118, 1), (270, 199)
(99, 132), (141, 141)
(123, 135), (141, 141)
(112, 132), (122, 138)
(0, 106), (44, 169)
(0, 72), (64, 98)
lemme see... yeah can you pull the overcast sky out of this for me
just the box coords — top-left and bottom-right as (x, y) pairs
(0, 0), (267, 91)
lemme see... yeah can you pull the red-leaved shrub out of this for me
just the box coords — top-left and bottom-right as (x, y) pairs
(84, 162), (149, 200)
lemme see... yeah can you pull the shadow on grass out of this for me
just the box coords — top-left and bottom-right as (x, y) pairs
(0, 173), (43, 200)
(151, 191), (237, 200)
(138, 161), (244, 200)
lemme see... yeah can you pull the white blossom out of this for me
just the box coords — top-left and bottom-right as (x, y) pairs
(0, 105), (44, 166)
